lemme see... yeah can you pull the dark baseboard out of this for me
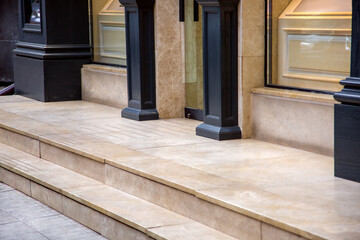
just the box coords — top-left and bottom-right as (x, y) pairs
(185, 107), (203, 121)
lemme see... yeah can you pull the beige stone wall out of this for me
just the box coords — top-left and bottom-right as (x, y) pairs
(81, 64), (128, 109)
(251, 90), (335, 156)
(238, 0), (266, 138)
(154, 0), (186, 119)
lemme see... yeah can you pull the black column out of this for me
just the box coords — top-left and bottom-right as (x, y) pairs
(333, 0), (360, 182)
(14, 0), (91, 102)
(119, 0), (159, 121)
(0, 0), (19, 83)
(196, 0), (241, 140)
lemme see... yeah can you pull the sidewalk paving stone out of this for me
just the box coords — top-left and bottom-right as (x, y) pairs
(0, 183), (107, 240)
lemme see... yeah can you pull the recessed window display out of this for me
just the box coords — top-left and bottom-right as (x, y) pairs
(89, 0), (126, 66)
(24, 0), (41, 25)
(266, 0), (352, 92)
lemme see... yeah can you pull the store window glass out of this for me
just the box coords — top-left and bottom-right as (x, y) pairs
(23, 0), (41, 28)
(89, 0), (126, 66)
(266, 0), (352, 92)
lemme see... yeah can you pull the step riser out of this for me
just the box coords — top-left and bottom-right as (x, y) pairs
(106, 165), (261, 240)
(40, 142), (105, 183)
(0, 128), (40, 157)
(0, 167), (153, 240)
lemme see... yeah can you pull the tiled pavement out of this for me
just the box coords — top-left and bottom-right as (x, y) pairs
(0, 183), (106, 240)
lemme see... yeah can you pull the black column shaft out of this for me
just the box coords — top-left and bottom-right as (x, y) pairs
(196, 0), (241, 140)
(333, 0), (360, 182)
(119, 0), (159, 121)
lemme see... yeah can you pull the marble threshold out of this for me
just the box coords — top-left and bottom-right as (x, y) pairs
(0, 95), (358, 240)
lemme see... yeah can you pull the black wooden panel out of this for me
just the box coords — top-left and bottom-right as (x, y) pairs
(222, 8), (237, 126)
(334, 0), (360, 182)
(128, 9), (141, 104)
(335, 104), (360, 182)
(0, 0), (19, 82)
(45, 0), (89, 45)
(140, 8), (156, 109)
(44, 59), (86, 101)
(205, 9), (221, 121)
(351, 0), (360, 77)
(14, 56), (45, 101)
(14, 0), (91, 101)
(14, 55), (88, 102)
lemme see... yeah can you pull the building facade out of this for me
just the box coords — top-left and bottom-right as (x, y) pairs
(1, 0), (359, 181)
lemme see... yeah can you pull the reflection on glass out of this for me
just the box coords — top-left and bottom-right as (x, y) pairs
(267, 0), (352, 92)
(295, 0), (351, 13)
(25, 0), (41, 25)
(185, 0), (203, 110)
(30, 0), (41, 24)
(90, 0), (126, 66)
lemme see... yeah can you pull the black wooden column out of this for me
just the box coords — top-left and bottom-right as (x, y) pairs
(0, 0), (19, 83)
(333, 0), (360, 182)
(119, 0), (159, 121)
(196, 0), (241, 140)
(14, 0), (91, 102)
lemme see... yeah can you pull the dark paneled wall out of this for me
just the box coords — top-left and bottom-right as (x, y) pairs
(0, 0), (19, 82)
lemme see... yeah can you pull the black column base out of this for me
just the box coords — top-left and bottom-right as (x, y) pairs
(121, 107), (159, 121)
(14, 55), (88, 102)
(334, 104), (360, 183)
(196, 123), (241, 140)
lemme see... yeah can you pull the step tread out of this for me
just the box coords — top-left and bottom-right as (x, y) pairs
(0, 143), (237, 240)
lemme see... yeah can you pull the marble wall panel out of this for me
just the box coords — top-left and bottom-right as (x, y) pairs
(239, 56), (265, 138)
(154, 0), (185, 118)
(251, 93), (334, 156)
(238, 0), (266, 138)
(81, 64), (128, 109)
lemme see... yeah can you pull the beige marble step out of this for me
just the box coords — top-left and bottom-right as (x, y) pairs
(0, 143), (237, 240)
(0, 114), (259, 240)
(0, 96), (358, 240)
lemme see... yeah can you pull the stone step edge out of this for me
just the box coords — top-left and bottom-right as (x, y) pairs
(0, 145), (237, 240)
(0, 122), (320, 240)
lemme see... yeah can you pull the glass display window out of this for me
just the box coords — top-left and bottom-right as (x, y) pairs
(89, 0), (126, 66)
(266, 0), (352, 92)
(23, 0), (41, 32)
